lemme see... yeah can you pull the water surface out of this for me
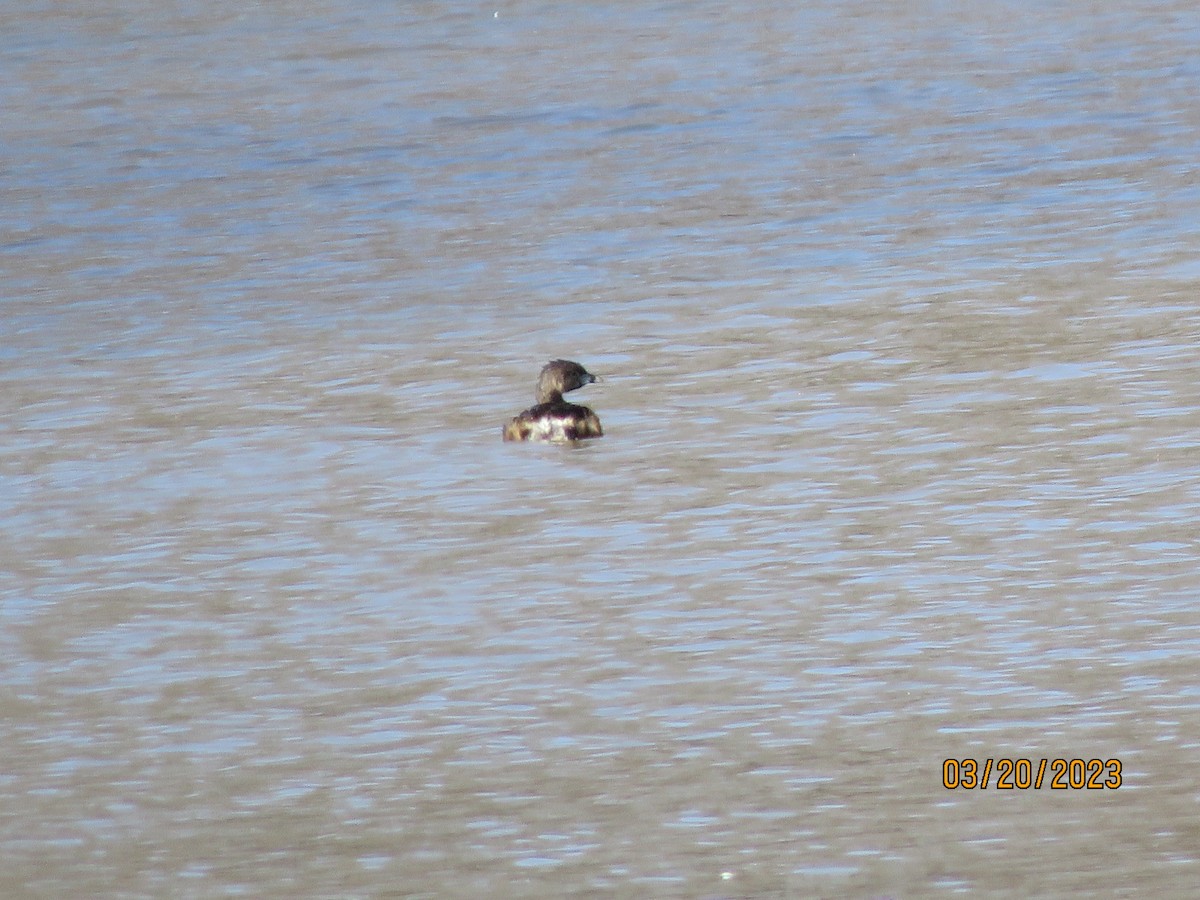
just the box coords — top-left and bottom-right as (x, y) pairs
(4, 0), (1200, 895)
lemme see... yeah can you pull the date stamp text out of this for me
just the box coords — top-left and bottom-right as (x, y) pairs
(943, 758), (1122, 790)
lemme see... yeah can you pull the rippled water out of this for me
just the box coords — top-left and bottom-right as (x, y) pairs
(4, 0), (1200, 896)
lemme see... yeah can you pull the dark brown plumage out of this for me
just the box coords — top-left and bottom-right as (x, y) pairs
(503, 359), (604, 443)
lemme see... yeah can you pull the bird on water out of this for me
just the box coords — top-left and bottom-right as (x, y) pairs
(502, 359), (604, 443)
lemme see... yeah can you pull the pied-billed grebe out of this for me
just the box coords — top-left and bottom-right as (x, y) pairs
(503, 359), (604, 443)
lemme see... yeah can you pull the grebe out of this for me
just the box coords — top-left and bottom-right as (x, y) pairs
(502, 359), (603, 443)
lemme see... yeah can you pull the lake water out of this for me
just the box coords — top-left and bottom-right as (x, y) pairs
(4, 0), (1200, 896)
